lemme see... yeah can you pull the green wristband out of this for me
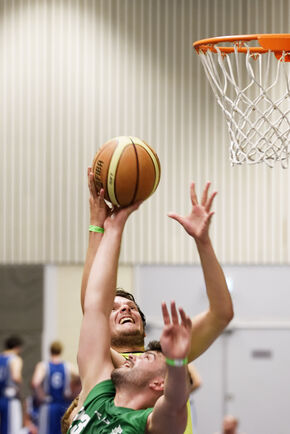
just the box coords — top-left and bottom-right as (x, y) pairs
(89, 225), (104, 233)
(165, 357), (188, 367)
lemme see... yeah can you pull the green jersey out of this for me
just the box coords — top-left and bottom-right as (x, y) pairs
(67, 380), (153, 433)
(122, 353), (193, 434)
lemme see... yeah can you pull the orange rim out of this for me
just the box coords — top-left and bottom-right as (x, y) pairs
(193, 34), (290, 60)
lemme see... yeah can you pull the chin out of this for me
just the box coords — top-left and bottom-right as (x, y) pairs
(119, 325), (140, 334)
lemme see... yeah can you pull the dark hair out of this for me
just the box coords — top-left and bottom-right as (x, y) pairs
(146, 340), (162, 353)
(115, 288), (146, 329)
(5, 335), (23, 350)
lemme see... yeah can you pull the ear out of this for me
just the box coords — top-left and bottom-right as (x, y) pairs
(148, 377), (164, 392)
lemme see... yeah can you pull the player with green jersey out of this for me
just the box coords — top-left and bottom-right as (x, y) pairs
(67, 200), (194, 434)
(68, 380), (153, 433)
(62, 173), (234, 433)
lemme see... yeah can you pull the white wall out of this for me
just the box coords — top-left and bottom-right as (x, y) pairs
(135, 264), (290, 434)
(0, 0), (289, 264)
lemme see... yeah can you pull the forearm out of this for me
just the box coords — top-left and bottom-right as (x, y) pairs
(78, 226), (123, 388)
(81, 170), (107, 313)
(81, 230), (104, 313)
(149, 365), (189, 433)
(33, 385), (46, 403)
(84, 227), (122, 315)
(164, 365), (189, 410)
(196, 238), (233, 322)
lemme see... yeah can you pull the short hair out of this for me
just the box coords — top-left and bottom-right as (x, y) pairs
(50, 341), (63, 355)
(115, 288), (146, 329)
(5, 335), (23, 350)
(146, 340), (162, 352)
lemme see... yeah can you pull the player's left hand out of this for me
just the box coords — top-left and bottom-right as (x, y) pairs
(168, 182), (217, 244)
(160, 301), (192, 360)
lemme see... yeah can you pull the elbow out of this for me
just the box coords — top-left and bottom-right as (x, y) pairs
(221, 305), (234, 328)
(194, 378), (202, 390)
(215, 305), (234, 331)
(13, 376), (22, 385)
(227, 303), (234, 323)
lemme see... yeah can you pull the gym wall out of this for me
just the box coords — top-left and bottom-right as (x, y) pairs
(0, 2), (289, 432)
(0, 0), (289, 265)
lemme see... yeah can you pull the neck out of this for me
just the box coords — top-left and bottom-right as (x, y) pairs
(111, 344), (145, 354)
(50, 355), (62, 363)
(114, 386), (154, 409)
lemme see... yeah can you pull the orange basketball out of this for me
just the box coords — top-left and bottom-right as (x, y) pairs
(92, 136), (161, 207)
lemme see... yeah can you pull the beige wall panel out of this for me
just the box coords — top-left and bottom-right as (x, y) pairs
(56, 265), (83, 364)
(0, 0), (289, 264)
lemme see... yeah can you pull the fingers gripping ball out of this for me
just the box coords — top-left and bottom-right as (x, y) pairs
(92, 136), (161, 207)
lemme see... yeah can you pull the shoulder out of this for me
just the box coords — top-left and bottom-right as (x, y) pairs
(80, 379), (115, 409)
(70, 383), (152, 434)
(10, 355), (23, 367)
(34, 361), (47, 372)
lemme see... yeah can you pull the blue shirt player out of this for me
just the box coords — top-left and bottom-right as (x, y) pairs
(0, 336), (23, 434)
(32, 341), (78, 434)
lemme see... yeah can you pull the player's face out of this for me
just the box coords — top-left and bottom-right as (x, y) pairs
(124, 351), (165, 373)
(110, 296), (145, 339)
(112, 351), (166, 388)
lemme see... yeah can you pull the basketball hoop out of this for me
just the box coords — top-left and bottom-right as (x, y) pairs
(193, 34), (290, 168)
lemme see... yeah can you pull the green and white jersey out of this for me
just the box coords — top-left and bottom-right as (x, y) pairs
(67, 380), (153, 434)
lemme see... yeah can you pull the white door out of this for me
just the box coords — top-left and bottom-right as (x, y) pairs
(226, 329), (290, 434)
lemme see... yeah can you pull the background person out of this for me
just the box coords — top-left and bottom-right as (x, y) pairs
(31, 341), (79, 434)
(214, 414), (246, 434)
(0, 335), (24, 434)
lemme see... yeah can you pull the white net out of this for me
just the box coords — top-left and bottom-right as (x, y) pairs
(198, 45), (290, 167)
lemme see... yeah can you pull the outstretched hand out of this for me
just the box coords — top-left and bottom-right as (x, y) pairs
(160, 302), (192, 360)
(168, 182), (217, 243)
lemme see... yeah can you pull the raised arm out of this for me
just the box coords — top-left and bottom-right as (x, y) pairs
(147, 302), (192, 434)
(77, 202), (140, 400)
(168, 182), (234, 362)
(80, 167), (110, 313)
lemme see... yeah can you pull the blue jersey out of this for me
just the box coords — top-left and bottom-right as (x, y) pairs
(38, 361), (71, 434)
(0, 354), (18, 399)
(43, 362), (71, 404)
(0, 354), (22, 434)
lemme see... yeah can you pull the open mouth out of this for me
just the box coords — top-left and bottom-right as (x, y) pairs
(119, 317), (134, 325)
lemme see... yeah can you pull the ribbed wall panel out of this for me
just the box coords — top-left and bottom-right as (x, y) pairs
(0, 0), (289, 264)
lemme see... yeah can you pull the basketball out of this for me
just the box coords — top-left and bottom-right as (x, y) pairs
(92, 136), (161, 207)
